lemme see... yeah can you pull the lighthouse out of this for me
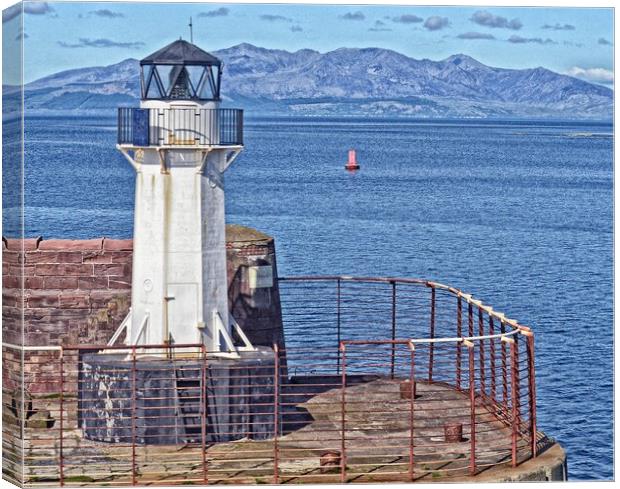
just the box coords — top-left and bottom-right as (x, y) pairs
(116, 39), (251, 355)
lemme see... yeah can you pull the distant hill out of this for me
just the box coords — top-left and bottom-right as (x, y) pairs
(5, 43), (613, 120)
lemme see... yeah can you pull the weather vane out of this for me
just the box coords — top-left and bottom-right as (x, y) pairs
(189, 16), (193, 43)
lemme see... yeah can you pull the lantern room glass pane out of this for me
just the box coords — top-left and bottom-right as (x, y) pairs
(169, 66), (192, 99)
(155, 65), (174, 97)
(145, 68), (162, 98)
(141, 65), (153, 98)
(199, 66), (218, 99)
(186, 66), (205, 96)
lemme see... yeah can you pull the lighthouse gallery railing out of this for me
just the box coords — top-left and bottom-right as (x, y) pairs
(117, 107), (243, 147)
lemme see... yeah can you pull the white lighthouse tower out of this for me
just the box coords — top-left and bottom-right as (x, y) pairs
(116, 39), (252, 354)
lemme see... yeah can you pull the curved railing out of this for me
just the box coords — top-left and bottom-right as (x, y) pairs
(277, 276), (539, 480)
(2, 276), (542, 486)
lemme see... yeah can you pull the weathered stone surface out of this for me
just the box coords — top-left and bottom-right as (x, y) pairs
(103, 239), (133, 251)
(5, 237), (41, 250)
(38, 238), (103, 251)
(25, 409), (55, 429)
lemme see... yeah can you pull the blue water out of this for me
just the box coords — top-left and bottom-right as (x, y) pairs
(8, 115), (615, 480)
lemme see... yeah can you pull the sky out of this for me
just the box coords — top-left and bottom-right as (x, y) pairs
(1, 1), (615, 86)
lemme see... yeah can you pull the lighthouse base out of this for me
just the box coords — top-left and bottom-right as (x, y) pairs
(79, 347), (279, 445)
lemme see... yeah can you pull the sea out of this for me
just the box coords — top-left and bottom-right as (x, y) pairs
(4, 115), (614, 480)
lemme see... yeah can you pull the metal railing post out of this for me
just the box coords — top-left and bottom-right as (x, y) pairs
(59, 350), (64, 487)
(466, 340), (476, 476)
(501, 320), (508, 409)
(409, 342), (416, 482)
(428, 287), (436, 383)
(478, 308), (486, 396)
(201, 344), (208, 483)
(390, 281), (397, 379)
(514, 333), (521, 428)
(131, 346), (137, 485)
(456, 297), (462, 390)
(525, 332), (538, 458)
(510, 339), (518, 468)
(340, 342), (347, 483)
(489, 317), (496, 401)
(336, 278), (341, 374)
(273, 343), (280, 484)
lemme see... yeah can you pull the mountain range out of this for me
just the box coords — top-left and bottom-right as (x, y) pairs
(5, 43), (613, 119)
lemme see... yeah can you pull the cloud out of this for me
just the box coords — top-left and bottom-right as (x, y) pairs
(541, 23), (575, 31)
(369, 20), (391, 32)
(507, 35), (557, 45)
(424, 16), (449, 31)
(58, 38), (145, 49)
(3, 2), (54, 23)
(457, 32), (496, 40)
(563, 41), (584, 48)
(598, 37), (612, 46)
(198, 8), (229, 17)
(291, 25), (303, 32)
(565, 66), (613, 85)
(392, 14), (423, 24)
(470, 10), (522, 30)
(89, 9), (124, 18)
(260, 14), (293, 22)
(368, 20), (392, 32)
(339, 12), (365, 21)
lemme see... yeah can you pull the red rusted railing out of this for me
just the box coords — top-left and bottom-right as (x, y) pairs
(2, 276), (539, 486)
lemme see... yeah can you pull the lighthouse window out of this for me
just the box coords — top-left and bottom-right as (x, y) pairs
(144, 67), (163, 99)
(141, 64), (221, 100)
(141, 65), (153, 95)
(198, 66), (220, 99)
(187, 66), (206, 96)
(156, 65), (175, 96)
(170, 67), (191, 99)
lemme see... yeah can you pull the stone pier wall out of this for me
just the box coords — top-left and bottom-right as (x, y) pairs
(2, 225), (285, 394)
(2, 237), (133, 348)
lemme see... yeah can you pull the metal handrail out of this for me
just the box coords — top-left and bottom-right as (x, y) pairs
(117, 107), (243, 147)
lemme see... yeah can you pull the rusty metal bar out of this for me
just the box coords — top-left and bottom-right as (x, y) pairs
(273, 343), (280, 484)
(340, 342), (347, 483)
(514, 333), (521, 427)
(489, 317), (496, 400)
(390, 280), (397, 380)
(201, 344), (208, 483)
(478, 308), (486, 395)
(527, 333), (538, 458)
(456, 296), (462, 390)
(409, 343), (415, 481)
(501, 320), (508, 408)
(429, 287), (436, 383)
(131, 346), (137, 486)
(468, 302), (474, 337)
(59, 350), (65, 487)
(468, 343), (476, 476)
(510, 341), (518, 468)
(336, 278), (341, 374)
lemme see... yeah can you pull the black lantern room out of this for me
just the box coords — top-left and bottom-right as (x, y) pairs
(140, 39), (222, 101)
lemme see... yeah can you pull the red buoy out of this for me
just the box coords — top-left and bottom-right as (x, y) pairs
(345, 149), (360, 170)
